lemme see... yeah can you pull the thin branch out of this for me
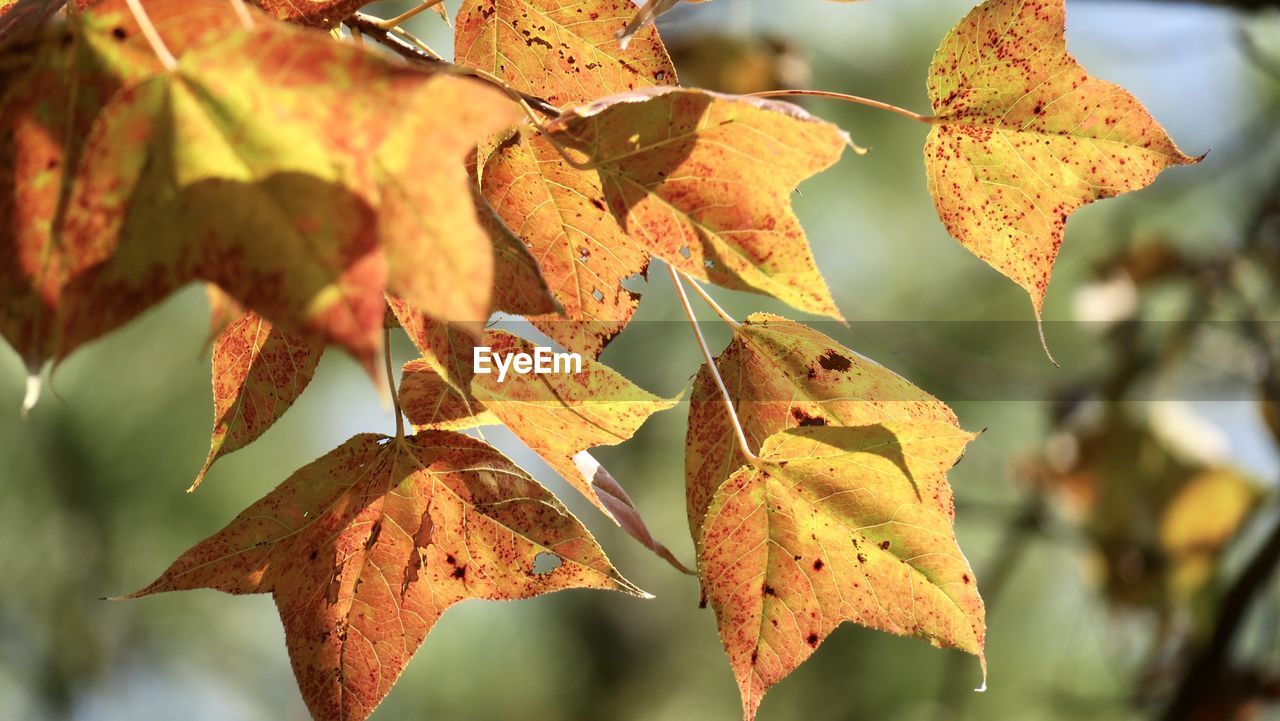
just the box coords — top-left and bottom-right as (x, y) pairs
(376, 0), (447, 30)
(345, 13), (561, 118)
(124, 0), (177, 71)
(751, 89), (933, 124)
(384, 328), (405, 441)
(668, 264), (758, 465)
(682, 273), (740, 328)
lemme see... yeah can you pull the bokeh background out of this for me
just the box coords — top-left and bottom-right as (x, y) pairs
(3, 0), (1280, 719)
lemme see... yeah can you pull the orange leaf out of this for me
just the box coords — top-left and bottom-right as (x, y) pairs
(125, 431), (643, 721)
(192, 311), (323, 490)
(547, 88), (847, 320)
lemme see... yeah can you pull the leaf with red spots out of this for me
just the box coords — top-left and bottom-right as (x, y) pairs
(0, 0), (245, 373)
(458, 0), (676, 356)
(546, 88), (847, 321)
(685, 313), (961, 537)
(248, 0), (372, 27)
(13, 1), (519, 374)
(699, 423), (984, 721)
(192, 311), (323, 490)
(399, 329), (686, 570)
(124, 431), (643, 721)
(455, 0), (675, 110)
(925, 0), (1199, 318)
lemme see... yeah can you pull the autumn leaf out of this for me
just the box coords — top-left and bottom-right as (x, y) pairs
(125, 431), (644, 721)
(459, 0), (676, 356)
(700, 423), (984, 721)
(480, 130), (651, 357)
(0, 0), (86, 46)
(192, 311), (323, 491)
(0, 0), (249, 372)
(547, 88), (847, 320)
(455, 0), (675, 109)
(249, 0), (372, 27)
(686, 313), (961, 537)
(466, 160), (561, 317)
(36, 1), (518, 372)
(399, 328), (686, 569)
(925, 0), (1200, 317)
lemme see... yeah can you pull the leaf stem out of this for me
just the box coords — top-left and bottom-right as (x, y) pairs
(228, 0), (255, 29)
(668, 265), (758, 465)
(384, 328), (405, 440)
(751, 89), (933, 124)
(681, 273), (740, 328)
(376, 0), (446, 30)
(124, 0), (177, 71)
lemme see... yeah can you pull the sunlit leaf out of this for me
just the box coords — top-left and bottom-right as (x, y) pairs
(925, 0), (1199, 316)
(192, 311), (323, 490)
(126, 431), (643, 721)
(700, 423), (984, 720)
(548, 88), (846, 320)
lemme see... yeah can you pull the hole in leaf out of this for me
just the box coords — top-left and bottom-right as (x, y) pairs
(592, 289), (604, 302)
(679, 246), (691, 259)
(532, 552), (562, 574)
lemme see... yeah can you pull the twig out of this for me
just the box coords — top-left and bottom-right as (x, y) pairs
(668, 264), (757, 465)
(682, 273), (740, 328)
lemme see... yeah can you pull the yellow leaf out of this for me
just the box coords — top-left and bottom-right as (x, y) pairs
(686, 313), (960, 538)
(925, 0), (1199, 316)
(701, 423), (984, 721)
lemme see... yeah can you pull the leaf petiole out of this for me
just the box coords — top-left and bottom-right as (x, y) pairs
(668, 265), (758, 466)
(123, 0), (177, 71)
(384, 327), (405, 440)
(751, 89), (933, 125)
(375, 0), (448, 30)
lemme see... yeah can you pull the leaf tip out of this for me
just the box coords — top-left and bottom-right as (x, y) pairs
(20, 372), (41, 418)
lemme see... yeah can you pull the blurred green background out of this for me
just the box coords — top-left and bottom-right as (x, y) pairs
(3, 1), (1280, 719)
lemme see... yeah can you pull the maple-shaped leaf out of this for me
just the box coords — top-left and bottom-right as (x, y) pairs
(700, 423), (984, 721)
(459, 0), (676, 356)
(925, 0), (1199, 316)
(192, 311), (323, 490)
(125, 431), (643, 721)
(685, 313), (960, 537)
(0, 0), (247, 372)
(399, 328), (686, 569)
(46, 1), (518, 372)
(547, 88), (846, 320)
